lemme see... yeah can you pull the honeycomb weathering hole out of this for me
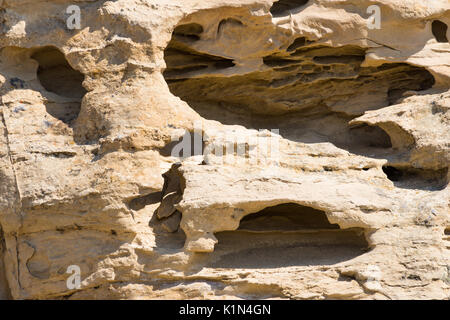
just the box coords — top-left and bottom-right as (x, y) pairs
(382, 166), (448, 191)
(32, 47), (86, 99)
(173, 23), (204, 41)
(32, 46), (86, 125)
(163, 16), (437, 168)
(209, 203), (369, 269)
(163, 46), (235, 81)
(238, 203), (340, 231)
(270, 0), (309, 17)
(345, 124), (393, 150)
(163, 30), (435, 126)
(432, 20), (449, 43)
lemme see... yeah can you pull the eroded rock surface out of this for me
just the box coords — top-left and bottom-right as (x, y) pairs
(0, 0), (449, 299)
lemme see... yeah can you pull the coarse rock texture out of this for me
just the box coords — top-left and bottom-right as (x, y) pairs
(0, 0), (449, 300)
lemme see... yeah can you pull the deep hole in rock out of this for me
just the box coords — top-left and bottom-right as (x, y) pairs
(163, 37), (435, 130)
(432, 20), (449, 43)
(32, 46), (86, 124)
(32, 47), (86, 99)
(270, 0), (309, 17)
(313, 55), (366, 65)
(445, 228), (450, 236)
(209, 203), (369, 268)
(238, 203), (340, 231)
(382, 166), (448, 191)
(173, 23), (204, 41)
(262, 56), (302, 68)
(382, 166), (403, 181)
(164, 23), (235, 81)
(164, 47), (235, 80)
(345, 124), (393, 150)
(163, 18), (436, 163)
(287, 37), (314, 52)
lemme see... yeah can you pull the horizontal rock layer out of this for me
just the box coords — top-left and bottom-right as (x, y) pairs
(0, 0), (449, 299)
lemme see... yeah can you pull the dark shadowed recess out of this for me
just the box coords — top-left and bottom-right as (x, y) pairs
(382, 166), (448, 191)
(287, 37), (315, 52)
(210, 203), (369, 269)
(270, 0), (309, 17)
(164, 22), (235, 81)
(163, 18), (436, 125)
(432, 20), (449, 43)
(238, 203), (340, 231)
(31, 46), (86, 124)
(173, 23), (204, 41)
(163, 46), (235, 81)
(32, 47), (86, 99)
(345, 124), (393, 149)
(164, 41), (435, 123)
(162, 18), (445, 194)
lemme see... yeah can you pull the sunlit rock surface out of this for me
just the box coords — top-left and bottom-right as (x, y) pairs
(0, 0), (449, 299)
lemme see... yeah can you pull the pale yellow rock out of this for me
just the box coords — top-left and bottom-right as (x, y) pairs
(0, 0), (449, 300)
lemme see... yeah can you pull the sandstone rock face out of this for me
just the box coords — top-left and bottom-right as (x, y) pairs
(0, 0), (449, 300)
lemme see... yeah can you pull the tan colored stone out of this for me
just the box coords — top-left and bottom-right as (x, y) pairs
(0, 0), (448, 300)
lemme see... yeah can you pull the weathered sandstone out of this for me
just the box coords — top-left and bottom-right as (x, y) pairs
(0, 0), (449, 299)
